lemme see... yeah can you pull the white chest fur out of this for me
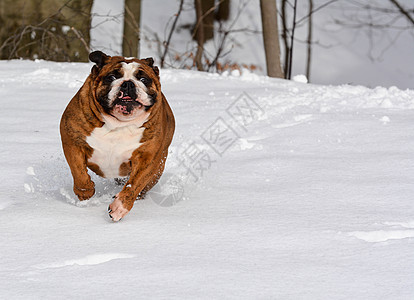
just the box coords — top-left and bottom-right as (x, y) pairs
(86, 115), (147, 178)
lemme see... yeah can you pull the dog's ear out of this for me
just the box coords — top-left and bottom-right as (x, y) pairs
(89, 51), (110, 68)
(90, 51), (111, 77)
(143, 57), (159, 78)
(143, 57), (154, 67)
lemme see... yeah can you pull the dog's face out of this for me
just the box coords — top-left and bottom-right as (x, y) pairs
(89, 51), (161, 122)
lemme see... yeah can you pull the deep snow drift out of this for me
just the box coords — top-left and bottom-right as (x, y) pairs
(1, 60), (414, 299)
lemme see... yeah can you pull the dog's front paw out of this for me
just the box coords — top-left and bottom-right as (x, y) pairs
(74, 182), (95, 200)
(108, 195), (132, 222)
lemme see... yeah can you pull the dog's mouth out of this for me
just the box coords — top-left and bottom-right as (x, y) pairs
(113, 91), (146, 115)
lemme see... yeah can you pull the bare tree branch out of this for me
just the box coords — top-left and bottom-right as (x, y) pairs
(296, 0), (339, 25)
(388, 0), (414, 25)
(161, 0), (184, 68)
(207, 22), (229, 72)
(71, 27), (91, 53)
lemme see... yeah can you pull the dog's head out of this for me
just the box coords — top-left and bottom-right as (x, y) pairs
(89, 51), (161, 122)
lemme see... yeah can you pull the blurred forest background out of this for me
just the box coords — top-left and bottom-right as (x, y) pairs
(0, 0), (413, 88)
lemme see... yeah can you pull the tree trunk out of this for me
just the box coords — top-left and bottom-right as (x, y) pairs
(192, 0), (215, 44)
(201, 0), (215, 42)
(194, 0), (205, 71)
(65, 0), (93, 61)
(306, 0), (313, 81)
(216, 0), (230, 21)
(0, 0), (92, 61)
(122, 0), (141, 58)
(281, 0), (289, 78)
(260, 0), (284, 78)
(286, 0), (298, 80)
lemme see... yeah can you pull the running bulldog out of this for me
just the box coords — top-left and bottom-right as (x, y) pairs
(60, 51), (175, 221)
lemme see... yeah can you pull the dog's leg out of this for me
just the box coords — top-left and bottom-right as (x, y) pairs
(62, 143), (95, 200)
(109, 152), (164, 221)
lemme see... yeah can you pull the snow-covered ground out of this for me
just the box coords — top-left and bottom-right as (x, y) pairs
(1, 60), (414, 299)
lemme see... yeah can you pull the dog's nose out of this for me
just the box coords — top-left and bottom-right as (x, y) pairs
(121, 80), (135, 90)
(120, 81), (136, 97)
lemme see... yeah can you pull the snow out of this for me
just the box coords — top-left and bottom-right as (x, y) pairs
(292, 74), (308, 84)
(1, 60), (414, 299)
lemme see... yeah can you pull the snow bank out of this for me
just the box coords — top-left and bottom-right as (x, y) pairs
(0, 60), (413, 299)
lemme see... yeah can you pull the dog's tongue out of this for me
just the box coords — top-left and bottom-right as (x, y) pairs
(118, 91), (132, 101)
(115, 91), (143, 115)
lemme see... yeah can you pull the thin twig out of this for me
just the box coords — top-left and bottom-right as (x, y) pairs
(161, 0), (184, 68)
(389, 0), (414, 25)
(296, 0), (339, 25)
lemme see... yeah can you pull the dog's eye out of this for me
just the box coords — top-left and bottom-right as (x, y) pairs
(104, 74), (119, 83)
(107, 75), (117, 81)
(139, 77), (150, 85)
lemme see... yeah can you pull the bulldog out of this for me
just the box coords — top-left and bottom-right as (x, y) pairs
(60, 51), (175, 221)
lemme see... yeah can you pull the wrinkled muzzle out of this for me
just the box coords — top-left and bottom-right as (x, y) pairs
(113, 80), (142, 114)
